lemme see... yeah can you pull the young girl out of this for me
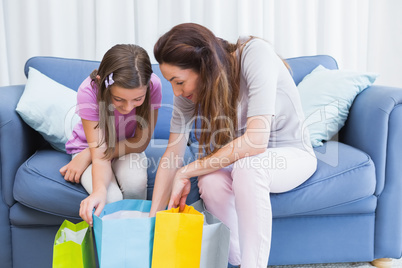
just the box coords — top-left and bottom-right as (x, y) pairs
(60, 44), (162, 226)
(150, 23), (317, 267)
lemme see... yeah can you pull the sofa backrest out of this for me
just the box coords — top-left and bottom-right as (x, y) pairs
(286, 55), (338, 85)
(24, 54), (338, 142)
(151, 64), (174, 139)
(24, 57), (101, 92)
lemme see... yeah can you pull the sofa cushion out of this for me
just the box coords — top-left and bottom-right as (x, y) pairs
(271, 141), (376, 217)
(145, 139), (196, 182)
(16, 67), (80, 152)
(298, 65), (378, 147)
(151, 65), (174, 140)
(14, 149), (88, 218)
(13, 140), (375, 220)
(13, 140), (199, 220)
(285, 55), (339, 86)
(144, 139), (200, 203)
(24, 56), (100, 93)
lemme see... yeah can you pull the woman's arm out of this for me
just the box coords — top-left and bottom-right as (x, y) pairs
(79, 119), (114, 226)
(149, 132), (189, 217)
(169, 114), (272, 210)
(187, 115), (270, 175)
(112, 109), (159, 158)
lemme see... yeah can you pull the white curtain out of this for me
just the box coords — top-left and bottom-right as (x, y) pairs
(1, 0), (401, 87)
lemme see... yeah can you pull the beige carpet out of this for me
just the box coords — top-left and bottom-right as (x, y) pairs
(269, 258), (402, 268)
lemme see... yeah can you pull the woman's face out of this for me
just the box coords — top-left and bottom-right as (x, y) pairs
(159, 63), (199, 103)
(110, 85), (147, 114)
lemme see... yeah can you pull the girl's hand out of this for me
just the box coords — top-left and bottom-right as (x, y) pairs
(79, 189), (107, 227)
(60, 148), (91, 183)
(168, 168), (191, 212)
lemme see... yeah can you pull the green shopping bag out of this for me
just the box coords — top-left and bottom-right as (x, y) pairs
(52, 220), (96, 268)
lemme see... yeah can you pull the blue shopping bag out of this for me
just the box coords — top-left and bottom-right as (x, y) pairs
(93, 199), (155, 268)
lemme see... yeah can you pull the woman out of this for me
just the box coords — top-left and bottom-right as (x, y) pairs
(150, 23), (316, 267)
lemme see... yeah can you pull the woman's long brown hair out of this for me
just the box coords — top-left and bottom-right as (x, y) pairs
(154, 23), (241, 158)
(90, 44), (153, 159)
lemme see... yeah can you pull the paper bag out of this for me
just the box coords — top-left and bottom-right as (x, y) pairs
(52, 220), (96, 268)
(152, 205), (204, 268)
(93, 199), (155, 268)
(192, 199), (231, 268)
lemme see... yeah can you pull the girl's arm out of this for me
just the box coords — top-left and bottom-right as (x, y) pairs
(60, 147), (91, 183)
(169, 115), (272, 210)
(149, 132), (189, 217)
(60, 110), (159, 183)
(79, 119), (114, 226)
(112, 109), (159, 158)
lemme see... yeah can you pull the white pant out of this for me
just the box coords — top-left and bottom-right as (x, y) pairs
(198, 147), (317, 268)
(74, 152), (148, 203)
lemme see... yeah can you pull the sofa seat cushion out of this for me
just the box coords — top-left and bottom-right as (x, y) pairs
(144, 139), (200, 204)
(271, 141), (376, 217)
(13, 140), (375, 220)
(13, 139), (199, 220)
(14, 149), (88, 218)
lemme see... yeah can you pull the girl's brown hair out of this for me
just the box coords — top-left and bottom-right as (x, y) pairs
(154, 23), (240, 158)
(90, 44), (153, 158)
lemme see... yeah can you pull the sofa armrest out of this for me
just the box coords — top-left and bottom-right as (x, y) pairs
(0, 85), (45, 206)
(340, 84), (402, 258)
(341, 85), (402, 194)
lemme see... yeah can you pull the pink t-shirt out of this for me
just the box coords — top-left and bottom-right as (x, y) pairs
(65, 73), (162, 154)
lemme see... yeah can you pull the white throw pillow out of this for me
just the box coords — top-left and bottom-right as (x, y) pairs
(298, 65), (378, 147)
(16, 67), (80, 152)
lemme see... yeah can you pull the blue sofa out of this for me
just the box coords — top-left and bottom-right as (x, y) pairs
(1, 55), (401, 268)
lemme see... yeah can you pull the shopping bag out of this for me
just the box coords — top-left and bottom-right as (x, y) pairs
(93, 199), (155, 268)
(192, 199), (231, 268)
(52, 220), (96, 268)
(151, 205), (204, 268)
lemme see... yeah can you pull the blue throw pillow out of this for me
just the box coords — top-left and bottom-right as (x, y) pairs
(15, 67), (80, 152)
(298, 65), (378, 147)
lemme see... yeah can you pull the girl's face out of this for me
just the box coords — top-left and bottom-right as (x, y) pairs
(159, 63), (199, 103)
(110, 85), (147, 114)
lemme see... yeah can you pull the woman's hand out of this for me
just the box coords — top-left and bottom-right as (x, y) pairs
(79, 189), (107, 227)
(168, 167), (192, 212)
(60, 148), (91, 183)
